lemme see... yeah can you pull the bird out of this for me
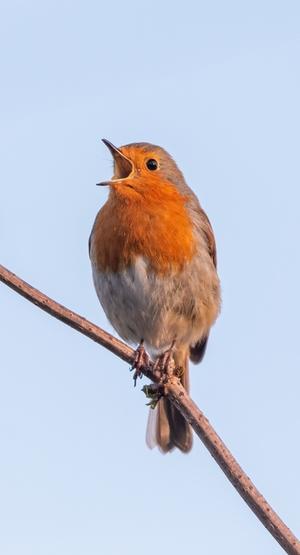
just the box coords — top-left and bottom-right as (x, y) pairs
(89, 139), (221, 453)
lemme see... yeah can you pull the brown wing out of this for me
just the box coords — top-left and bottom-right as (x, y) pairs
(190, 206), (217, 364)
(190, 335), (209, 364)
(198, 207), (217, 268)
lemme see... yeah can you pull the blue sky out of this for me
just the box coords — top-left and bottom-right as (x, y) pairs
(0, 1), (299, 553)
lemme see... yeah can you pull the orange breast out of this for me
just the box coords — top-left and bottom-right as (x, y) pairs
(90, 181), (195, 275)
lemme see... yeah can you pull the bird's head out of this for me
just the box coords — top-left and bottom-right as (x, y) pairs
(97, 139), (189, 201)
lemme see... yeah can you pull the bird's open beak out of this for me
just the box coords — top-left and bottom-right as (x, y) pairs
(96, 138), (133, 186)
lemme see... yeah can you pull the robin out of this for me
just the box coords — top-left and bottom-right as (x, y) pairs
(89, 139), (221, 453)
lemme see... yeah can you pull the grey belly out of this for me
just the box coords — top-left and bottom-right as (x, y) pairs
(92, 256), (219, 352)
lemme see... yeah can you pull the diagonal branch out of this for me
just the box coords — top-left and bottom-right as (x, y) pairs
(0, 263), (299, 555)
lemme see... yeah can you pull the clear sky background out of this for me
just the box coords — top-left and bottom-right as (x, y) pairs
(0, 1), (299, 554)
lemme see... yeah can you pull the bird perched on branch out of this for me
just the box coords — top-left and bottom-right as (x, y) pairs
(89, 139), (221, 453)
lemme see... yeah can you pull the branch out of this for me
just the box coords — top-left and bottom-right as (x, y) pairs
(1, 263), (299, 555)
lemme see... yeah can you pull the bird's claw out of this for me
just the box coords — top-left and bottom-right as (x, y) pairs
(131, 340), (150, 387)
(153, 339), (176, 381)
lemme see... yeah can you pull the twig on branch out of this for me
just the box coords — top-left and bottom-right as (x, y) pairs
(0, 263), (299, 555)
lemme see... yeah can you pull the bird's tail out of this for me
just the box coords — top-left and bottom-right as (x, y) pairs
(146, 349), (192, 453)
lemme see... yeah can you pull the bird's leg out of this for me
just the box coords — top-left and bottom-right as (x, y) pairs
(141, 340), (177, 409)
(131, 339), (150, 387)
(153, 339), (176, 381)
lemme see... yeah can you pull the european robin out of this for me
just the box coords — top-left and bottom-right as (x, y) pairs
(89, 139), (221, 453)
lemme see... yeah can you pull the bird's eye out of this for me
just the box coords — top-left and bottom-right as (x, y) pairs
(146, 158), (158, 171)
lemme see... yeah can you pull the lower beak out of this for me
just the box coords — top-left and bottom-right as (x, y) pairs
(96, 138), (133, 186)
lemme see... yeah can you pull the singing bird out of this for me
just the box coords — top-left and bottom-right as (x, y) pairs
(89, 139), (221, 453)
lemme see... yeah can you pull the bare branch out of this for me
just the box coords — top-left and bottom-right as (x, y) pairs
(1, 263), (299, 555)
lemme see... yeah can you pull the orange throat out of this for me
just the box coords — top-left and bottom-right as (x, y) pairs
(90, 182), (195, 275)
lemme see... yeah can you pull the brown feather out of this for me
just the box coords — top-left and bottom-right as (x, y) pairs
(155, 349), (192, 454)
(189, 335), (209, 364)
(198, 207), (217, 268)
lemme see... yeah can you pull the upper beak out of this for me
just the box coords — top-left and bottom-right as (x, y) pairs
(96, 138), (133, 186)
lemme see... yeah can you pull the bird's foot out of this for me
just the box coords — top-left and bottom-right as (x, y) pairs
(142, 384), (163, 410)
(175, 364), (185, 380)
(131, 340), (150, 387)
(153, 339), (176, 381)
